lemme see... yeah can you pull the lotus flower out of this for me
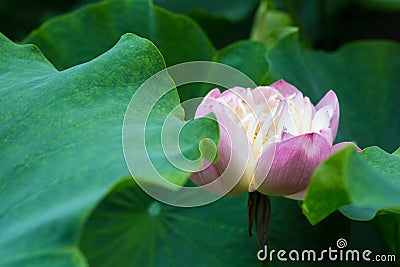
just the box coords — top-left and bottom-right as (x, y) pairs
(190, 80), (359, 199)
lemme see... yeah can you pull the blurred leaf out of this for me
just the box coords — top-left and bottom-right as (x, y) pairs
(266, 31), (400, 152)
(374, 214), (400, 260)
(0, 32), (217, 266)
(250, 0), (297, 46)
(355, 0), (400, 11)
(23, 0), (215, 70)
(80, 180), (349, 267)
(272, 0), (400, 50)
(154, 0), (260, 22)
(303, 146), (400, 225)
(0, 0), (81, 40)
(178, 40), (269, 102)
(152, 0), (260, 49)
(185, 10), (256, 49)
(217, 40), (269, 84)
(271, 0), (348, 47)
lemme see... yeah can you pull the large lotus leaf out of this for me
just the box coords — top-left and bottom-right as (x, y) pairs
(22, 0), (270, 102)
(23, 0), (215, 70)
(79, 179), (349, 267)
(303, 146), (400, 225)
(0, 33), (218, 266)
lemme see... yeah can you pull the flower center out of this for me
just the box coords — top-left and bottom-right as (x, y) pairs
(223, 88), (332, 161)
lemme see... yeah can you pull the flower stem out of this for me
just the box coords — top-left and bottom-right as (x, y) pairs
(248, 191), (271, 249)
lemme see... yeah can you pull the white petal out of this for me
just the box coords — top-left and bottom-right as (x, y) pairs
(312, 105), (333, 132)
(277, 101), (299, 136)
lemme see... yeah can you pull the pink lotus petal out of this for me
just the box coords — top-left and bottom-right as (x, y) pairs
(190, 160), (221, 186)
(318, 128), (334, 145)
(284, 141), (361, 200)
(281, 131), (295, 141)
(190, 159), (246, 196)
(195, 98), (247, 173)
(192, 89), (256, 195)
(190, 120), (254, 196)
(270, 79), (301, 97)
(195, 88), (222, 118)
(332, 142), (362, 154)
(205, 88), (222, 99)
(221, 86), (248, 98)
(254, 133), (332, 196)
(316, 90), (339, 141)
